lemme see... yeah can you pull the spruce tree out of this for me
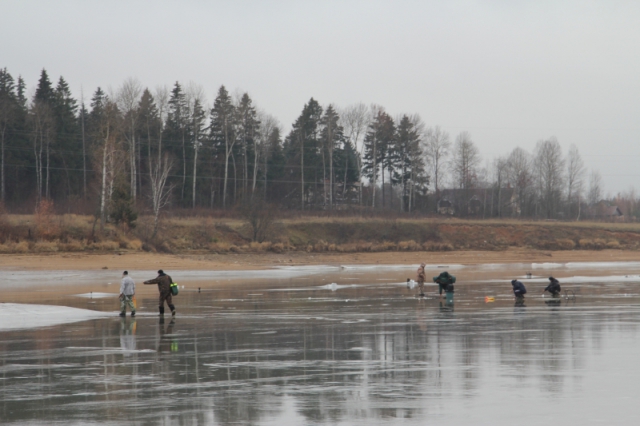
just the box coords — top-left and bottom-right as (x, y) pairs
(165, 82), (188, 202)
(319, 105), (343, 209)
(283, 98), (322, 209)
(209, 85), (236, 208)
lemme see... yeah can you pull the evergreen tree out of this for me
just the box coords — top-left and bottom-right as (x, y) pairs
(283, 98), (322, 209)
(394, 115), (425, 211)
(235, 93), (260, 197)
(165, 82), (189, 202)
(209, 85), (236, 208)
(362, 110), (394, 208)
(189, 97), (206, 208)
(319, 105), (343, 209)
(52, 76), (79, 200)
(0, 68), (17, 202)
(34, 69), (54, 103)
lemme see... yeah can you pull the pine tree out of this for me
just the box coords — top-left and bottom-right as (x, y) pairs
(165, 82), (188, 202)
(394, 115), (425, 211)
(362, 110), (394, 208)
(209, 85), (236, 208)
(53, 76), (79, 200)
(284, 98), (322, 209)
(190, 97), (206, 208)
(34, 69), (54, 103)
(0, 68), (17, 202)
(235, 93), (260, 198)
(320, 105), (343, 209)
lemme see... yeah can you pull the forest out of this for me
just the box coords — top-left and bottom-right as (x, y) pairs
(0, 67), (637, 231)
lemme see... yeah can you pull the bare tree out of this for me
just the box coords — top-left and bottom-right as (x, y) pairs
(257, 112), (279, 195)
(29, 101), (54, 204)
(339, 103), (369, 202)
(148, 153), (174, 239)
(94, 100), (122, 231)
(588, 169), (603, 206)
(534, 137), (565, 219)
(117, 78), (142, 200)
(451, 131), (480, 215)
(506, 147), (533, 217)
(240, 196), (276, 242)
(153, 86), (170, 160)
(492, 157), (508, 217)
(423, 126), (450, 211)
(566, 144), (585, 219)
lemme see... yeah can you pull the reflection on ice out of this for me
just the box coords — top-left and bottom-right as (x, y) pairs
(3, 261), (640, 425)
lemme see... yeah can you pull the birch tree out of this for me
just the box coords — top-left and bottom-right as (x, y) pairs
(423, 126), (450, 211)
(117, 78), (142, 200)
(566, 144), (585, 219)
(534, 137), (565, 219)
(210, 85), (236, 208)
(149, 153), (173, 238)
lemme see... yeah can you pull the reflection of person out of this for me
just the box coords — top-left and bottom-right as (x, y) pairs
(433, 271), (455, 298)
(157, 317), (176, 353)
(511, 279), (527, 301)
(144, 269), (176, 316)
(543, 277), (561, 297)
(120, 318), (137, 355)
(416, 263), (427, 296)
(119, 271), (136, 317)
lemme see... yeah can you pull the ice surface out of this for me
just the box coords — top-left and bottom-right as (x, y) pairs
(0, 303), (109, 331)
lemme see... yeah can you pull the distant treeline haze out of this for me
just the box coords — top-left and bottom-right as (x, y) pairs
(0, 67), (634, 221)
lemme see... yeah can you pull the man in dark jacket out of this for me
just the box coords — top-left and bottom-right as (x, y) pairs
(433, 271), (455, 298)
(511, 279), (527, 301)
(144, 270), (176, 316)
(543, 276), (561, 298)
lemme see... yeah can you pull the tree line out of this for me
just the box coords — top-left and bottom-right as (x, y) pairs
(0, 67), (620, 223)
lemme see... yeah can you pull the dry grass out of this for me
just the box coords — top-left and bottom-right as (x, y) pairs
(0, 213), (638, 254)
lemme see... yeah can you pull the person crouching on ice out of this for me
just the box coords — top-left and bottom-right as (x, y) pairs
(433, 271), (455, 299)
(144, 269), (176, 316)
(511, 279), (527, 302)
(416, 263), (427, 296)
(543, 276), (562, 298)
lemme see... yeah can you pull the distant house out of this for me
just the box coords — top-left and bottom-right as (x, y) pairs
(437, 198), (454, 215)
(602, 206), (624, 220)
(468, 195), (483, 215)
(591, 203), (624, 221)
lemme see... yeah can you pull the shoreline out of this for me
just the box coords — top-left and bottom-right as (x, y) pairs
(2, 248), (640, 271)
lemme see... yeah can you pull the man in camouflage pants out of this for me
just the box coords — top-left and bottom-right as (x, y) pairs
(144, 269), (176, 316)
(119, 270), (136, 317)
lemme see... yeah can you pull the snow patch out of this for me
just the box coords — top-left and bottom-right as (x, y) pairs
(0, 303), (109, 331)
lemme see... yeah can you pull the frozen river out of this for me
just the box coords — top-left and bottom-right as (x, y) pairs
(1, 261), (640, 425)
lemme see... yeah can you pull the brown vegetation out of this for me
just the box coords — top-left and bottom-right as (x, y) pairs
(0, 213), (639, 256)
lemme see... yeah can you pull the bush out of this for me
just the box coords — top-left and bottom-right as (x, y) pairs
(556, 239), (576, 250)
(127, 239), (143, 250)
(34, 241), (59, 252)
(398, 240), (421, 251)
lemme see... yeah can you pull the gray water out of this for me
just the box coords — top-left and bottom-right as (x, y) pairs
(1, 263), (640, 425)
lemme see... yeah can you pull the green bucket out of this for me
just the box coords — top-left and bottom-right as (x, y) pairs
(445, 292), (454, 304)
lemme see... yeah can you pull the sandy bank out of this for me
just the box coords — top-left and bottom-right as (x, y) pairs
(2, 248), (640, 271)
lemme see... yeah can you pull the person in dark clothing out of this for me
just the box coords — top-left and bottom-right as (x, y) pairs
(511, 279), (527, 301)
(144, 269), (176, 316)
(543, 276), (561, 297)
(433, 271), (456, 298)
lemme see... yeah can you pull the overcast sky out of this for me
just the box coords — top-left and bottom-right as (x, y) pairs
(2, 0), (640, 194)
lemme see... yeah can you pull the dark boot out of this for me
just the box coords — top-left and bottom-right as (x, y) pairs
(119, 312), (126, 317)
(169, 304), (176, 316)
(159, 306), (165, 316)
(131, 311), (135, 317)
